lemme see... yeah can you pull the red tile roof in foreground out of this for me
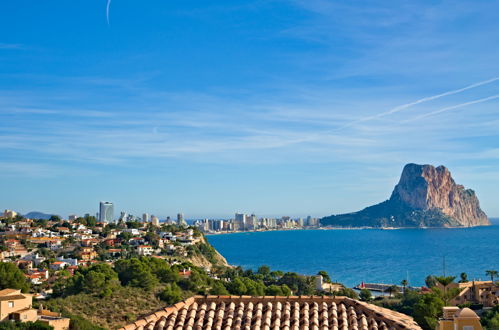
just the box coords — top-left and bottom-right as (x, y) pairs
(120, 295), (421, 330)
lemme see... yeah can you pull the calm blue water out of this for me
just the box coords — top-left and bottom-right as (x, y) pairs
(207, 220), (499, 288)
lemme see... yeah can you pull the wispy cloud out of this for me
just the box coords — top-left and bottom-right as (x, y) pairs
(0, 43), (24, 50)
(2, 72), (499, 171)
(354, 77), (499, 124)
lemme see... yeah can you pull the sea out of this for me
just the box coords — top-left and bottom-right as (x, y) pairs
(207, 219), (499, 288)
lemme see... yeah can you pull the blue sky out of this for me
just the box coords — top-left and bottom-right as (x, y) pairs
(1, 0), (499, 218)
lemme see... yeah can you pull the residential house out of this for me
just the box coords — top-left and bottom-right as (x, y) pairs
(26, 269), (49, 285)
(445, 281), (499, 307)
(15, 260), (33, 271)
(79, 247), (97, 261)
(22, 253), (46, 267)
(103, 238), (118, 247)
(50, 261), (68, 271)
(81, 238), (99, 247)
(129, 237), (146, 246)
(0, 288), (70, 330)
(56, 256), (78, 266)
(0, 289), (37, 322)
(120, 295), (422, 330)
(438, 306), (483, 330)
(136, 245), (153, 256)
(107, 248), (122, 257)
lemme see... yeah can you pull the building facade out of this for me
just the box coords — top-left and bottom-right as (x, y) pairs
(438, 307), (483, 330)
(99, 202), (114, 223)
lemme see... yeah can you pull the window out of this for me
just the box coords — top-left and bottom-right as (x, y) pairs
(463, 326), (474, 330)
(8, 301), (14, 308)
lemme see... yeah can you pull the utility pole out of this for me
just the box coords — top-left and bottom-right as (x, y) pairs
(443, 255), (446, 277)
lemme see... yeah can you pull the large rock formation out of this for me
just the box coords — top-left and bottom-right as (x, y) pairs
(321, 164), (490, 228)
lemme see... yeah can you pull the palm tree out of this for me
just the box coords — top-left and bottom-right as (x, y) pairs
(433, 276), (459, 305)
(401, 279), (408, 294)
(459, 272), (468, 283)
(435, 275), (456, 288)
(485, 270), (498, 282)
(385, 285), (399, 298)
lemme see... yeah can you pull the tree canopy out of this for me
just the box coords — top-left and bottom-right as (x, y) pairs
(0, 262), (30, 292)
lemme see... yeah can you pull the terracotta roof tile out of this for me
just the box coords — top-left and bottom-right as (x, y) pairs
(119, 295), (421, 330)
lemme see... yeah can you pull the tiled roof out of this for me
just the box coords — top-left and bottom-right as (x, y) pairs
(120, 295), (421, 330)
(0, 294), (27, 301)
(0, 288), (19, 296)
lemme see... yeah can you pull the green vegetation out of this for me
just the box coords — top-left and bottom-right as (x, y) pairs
(317, 270), (331, 283)
(385, 285), (399, 297)
(334, 287), (359, 299)
(373, 289), (444, 330)
(45, 256), (324, 328)
(359, 289), (372, 301)
(0, 262), (30, 292)
(481, 305), (499, 329)
(373, 275), (465, 330)
(0, 321), (53, 330)
(413, 292), (445, 330)
(433, 276), (461, 305)
(485, 270), (498, 282)
(401, 279), (408, 293)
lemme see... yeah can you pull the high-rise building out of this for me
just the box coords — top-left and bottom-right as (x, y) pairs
(234, 213), (247, 231)
(142, 213), (149, 223)
(306, 216), (318, 227)
(119, 211), (127, 222)
(177, 213), (187, 227)
(246, 214), (258, 230)
(99, 202), (114, 223)
(165, 216), (173, 225)
(68, 214), (77, 221)
(151, 215), (160, 226)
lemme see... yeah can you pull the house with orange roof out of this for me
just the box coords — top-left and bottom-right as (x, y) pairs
(437, 280), (499, 307)
(79, 249), (98, 261)
(50, 261), (68, 271)
(136, 245), (153, 256)
(107, 248), (122, 257)
(81, 238), (99, 247)
(0, 288), (70, 329)
(120, 295), (423, 330)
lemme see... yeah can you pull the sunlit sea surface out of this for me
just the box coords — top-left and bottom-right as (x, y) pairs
(207, 219), (499, 287)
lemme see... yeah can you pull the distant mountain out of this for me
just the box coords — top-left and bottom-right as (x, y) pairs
(24, 211), (57, 220)
(321, 163), (490, 228)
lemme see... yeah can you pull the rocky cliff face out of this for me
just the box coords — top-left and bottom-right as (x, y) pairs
(321, 164), (490, 228)
(391, 164), (489, 227)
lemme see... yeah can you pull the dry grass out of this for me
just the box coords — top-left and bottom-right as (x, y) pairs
(45, 286), (166, 329)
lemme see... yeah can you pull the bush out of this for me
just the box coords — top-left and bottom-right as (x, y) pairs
(359, 289), (372, 301)
(159, 283), (183, 305)
(0, 321), (53, 330)
(335, 287), (359, 299)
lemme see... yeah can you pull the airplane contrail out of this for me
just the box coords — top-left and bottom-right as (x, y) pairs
(106, 0), (112, 25)
(403, 94), (499, 123)
(351, 76), (499, 125)
(301, 76), (499, 143)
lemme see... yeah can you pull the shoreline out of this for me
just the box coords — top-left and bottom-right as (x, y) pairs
(203, 223), (494, 236)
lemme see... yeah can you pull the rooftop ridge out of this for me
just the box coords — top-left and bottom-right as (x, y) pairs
(120, 295), (422, 330)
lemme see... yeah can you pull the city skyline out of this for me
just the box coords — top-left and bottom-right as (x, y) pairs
(2, 1), (499, 218)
